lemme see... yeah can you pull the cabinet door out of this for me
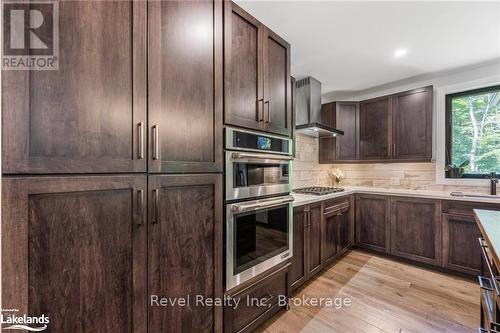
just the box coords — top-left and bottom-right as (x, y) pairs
(336, 102), (359, 161)
(322, 210), (338, 264)
(355, 194), (390, 253)
(306, 203), (323, 276)
(148, 174), (222, 333)
(2, 1), (146, 174)
(290, 206), (306, 290)
(392, 86), (432, 161)
(443, 213), (482, 275)
(2, 175), (147, 332)
(148, 0), (223, 173)
(338, 207), (353, 254)
(263, 27), (292, 137)
(224, 1), (264, 132)
(390, 197), (442, 266)
(318, 102), (336, 164)
(360, 96), (391, 160)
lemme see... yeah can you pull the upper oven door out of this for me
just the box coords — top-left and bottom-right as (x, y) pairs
(226, 195), (294, 290)
(225, 151), (292, 201)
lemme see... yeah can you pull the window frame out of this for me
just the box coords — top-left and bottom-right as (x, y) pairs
(445, 84), (500, 179)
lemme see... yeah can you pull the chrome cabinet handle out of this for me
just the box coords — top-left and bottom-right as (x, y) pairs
(231, 152), (293, 161)
(231, 196), (294, 213)
(152, 189), (159, 223)
(392, 143), (396, 157)
(152, 125), (159, 160)
(138, 189), (144, 225)
(265, 101), (270, 123)
(138, 122), (144, 159)
(257, 99), (264, 122)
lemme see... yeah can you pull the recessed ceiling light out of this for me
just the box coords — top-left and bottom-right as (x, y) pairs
(394, 48), (407, 58)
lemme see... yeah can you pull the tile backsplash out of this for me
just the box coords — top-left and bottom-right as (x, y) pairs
(293, 134), (490, 194)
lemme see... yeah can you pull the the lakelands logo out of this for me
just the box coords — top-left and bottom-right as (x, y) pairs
(1, 309), (49, 331)
(2, 0), (59, 70)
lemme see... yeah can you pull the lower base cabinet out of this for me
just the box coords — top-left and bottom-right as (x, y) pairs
(149, 174), (222, 333)
(224, 264), (290, 333)
(2, 174), (223, 333)
(2, 175), (148, 332)
(355, 194), (390, 253)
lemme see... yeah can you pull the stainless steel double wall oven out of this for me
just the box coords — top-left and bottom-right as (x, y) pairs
(225, 127), (293, 290)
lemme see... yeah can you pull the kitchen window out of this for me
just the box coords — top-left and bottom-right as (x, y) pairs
(445, 85), (500, 178)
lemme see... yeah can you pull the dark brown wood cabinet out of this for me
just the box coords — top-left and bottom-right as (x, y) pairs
(322, 199), (353, 265)
(148, 174), (222, 333)
(322, 209), (339, 264)
(224, 1), (291, 137)
(443, 213), (482, 276)
(148, 0), (223, 173)
(319, 102), (359, 163)
(290, 206), (307, 290)
(355, 194), (390, 253)
(307, 203), (323, 277)
(360, 96), (391, 160)
(224, 264), (290, 333)
(2, 175), (147, 332)
(392, 86), (433, 161)
(390, 197), (442, 266)
(2, 1), (147, 174)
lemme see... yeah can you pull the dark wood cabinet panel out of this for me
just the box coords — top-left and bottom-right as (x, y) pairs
(2, 1), (147, 174)
(390, 197), (442, 266)
(263, 28), (291, 136)
(360, 96), (391, 160)
(307, 203), (323, 276)
(224, 1), (263, 132)
(355, 194), (390, 253)
(322, 210), (338, 264)
(148, 0), (222, 173)
(291, 206), (306, 290)
(2, 175), (147, 332)
(443, 213), (482, 275)
(392, 86), (432, 161)
(224, 264), (289, 333)
(148, 174), (222, 333)
(338, 205), (353, 254)
(336, 102), (359, 161)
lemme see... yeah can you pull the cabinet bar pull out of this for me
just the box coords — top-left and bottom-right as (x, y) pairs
(257, 99), (264, 122)
(153, 189), (159, 224)
(152, 125), (159, 160)
(265, 101), (270, 123)
(392, 143), (396, 157)
(138, 122), (144, 159)
(137, 189), (144, 225)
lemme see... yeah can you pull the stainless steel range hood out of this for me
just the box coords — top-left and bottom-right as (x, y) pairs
(295, 77), (344, 137)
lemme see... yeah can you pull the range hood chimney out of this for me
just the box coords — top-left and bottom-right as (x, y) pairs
(295, 77), (344, 137)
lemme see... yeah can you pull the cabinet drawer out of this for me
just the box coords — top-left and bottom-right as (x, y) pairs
(225, 266), (288, 333)
(443, 200), (500, 218)
(324, 198), (350, 214)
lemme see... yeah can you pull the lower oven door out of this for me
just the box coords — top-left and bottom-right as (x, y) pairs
(226, 195), (294, 290)
(226, 151), (292, 201)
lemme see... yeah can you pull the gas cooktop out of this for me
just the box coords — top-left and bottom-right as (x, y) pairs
(293, 186), (345, 196)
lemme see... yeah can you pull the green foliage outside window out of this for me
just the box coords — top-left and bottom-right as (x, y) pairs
(448, 86), (500, 176)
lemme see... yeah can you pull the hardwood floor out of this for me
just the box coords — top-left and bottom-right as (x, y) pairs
(256, 250), (479, 333)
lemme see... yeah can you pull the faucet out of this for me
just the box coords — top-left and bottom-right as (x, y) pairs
(490, 172), (499, 195)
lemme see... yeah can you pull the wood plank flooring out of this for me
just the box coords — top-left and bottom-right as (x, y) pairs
(257, 250), (479, 333)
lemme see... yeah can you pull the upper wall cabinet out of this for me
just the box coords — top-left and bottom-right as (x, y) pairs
(392, 86), (433, 161)
(320, 86), (433, 164)
(224, 2), (292, 137)
(360, 96), (391, 160)
(148, 0), (223, 173)
(2, 1), (147, 174)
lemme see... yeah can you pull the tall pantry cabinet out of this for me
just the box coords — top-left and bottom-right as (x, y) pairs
(2, 1), (222, 333)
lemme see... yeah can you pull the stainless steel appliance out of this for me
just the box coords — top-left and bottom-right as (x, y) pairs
(293, 186), (345, 196)
(224, 127), (294, 290)
(225, 127), (293, 201)
(225, 195), (293, 290)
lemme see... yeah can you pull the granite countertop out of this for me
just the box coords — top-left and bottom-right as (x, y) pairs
(474, 209), (500, 271)
(293, 186), (500, 207)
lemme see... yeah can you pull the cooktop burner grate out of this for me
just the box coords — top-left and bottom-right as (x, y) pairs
(293, 186), (345, 196)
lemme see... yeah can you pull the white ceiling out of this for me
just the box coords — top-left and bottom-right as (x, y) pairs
(235, 1), (500, 94)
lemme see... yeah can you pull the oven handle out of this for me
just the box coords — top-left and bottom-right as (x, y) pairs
(231, 152), (294, 161)
(231, 196), (294, 213)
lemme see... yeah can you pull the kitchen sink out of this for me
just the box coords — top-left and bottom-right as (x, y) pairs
(450, 192), (500, 200)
